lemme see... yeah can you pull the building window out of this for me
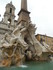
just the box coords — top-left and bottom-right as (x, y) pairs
(8, 19), (11, 28)
(10, 8), (12, 13)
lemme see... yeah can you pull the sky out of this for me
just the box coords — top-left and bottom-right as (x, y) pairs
(0, 0), (53, 37)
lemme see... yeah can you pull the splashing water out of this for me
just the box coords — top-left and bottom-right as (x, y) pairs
(19, 65), (28, 68)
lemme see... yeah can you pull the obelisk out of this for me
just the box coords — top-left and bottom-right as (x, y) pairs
(21, 0), (27, 11)
(18, 0), (30, 24)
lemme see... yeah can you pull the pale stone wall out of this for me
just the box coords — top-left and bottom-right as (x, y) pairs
(36, 34), (53, 49)
(0, 22), (14, 44)
(0, 22), (14, 30)
(3, 16), (8, 23)
(18, 11), (30, 24)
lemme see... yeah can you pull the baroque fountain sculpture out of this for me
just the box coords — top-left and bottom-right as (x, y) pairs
(0, 21), (42, 66)
(0, 0), (53, 67)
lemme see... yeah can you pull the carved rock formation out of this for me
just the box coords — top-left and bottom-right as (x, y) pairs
(0, 21), (43, 66)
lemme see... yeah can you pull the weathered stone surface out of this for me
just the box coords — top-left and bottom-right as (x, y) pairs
(0, 18), (42, 66)
(0, 0), (53, 67)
